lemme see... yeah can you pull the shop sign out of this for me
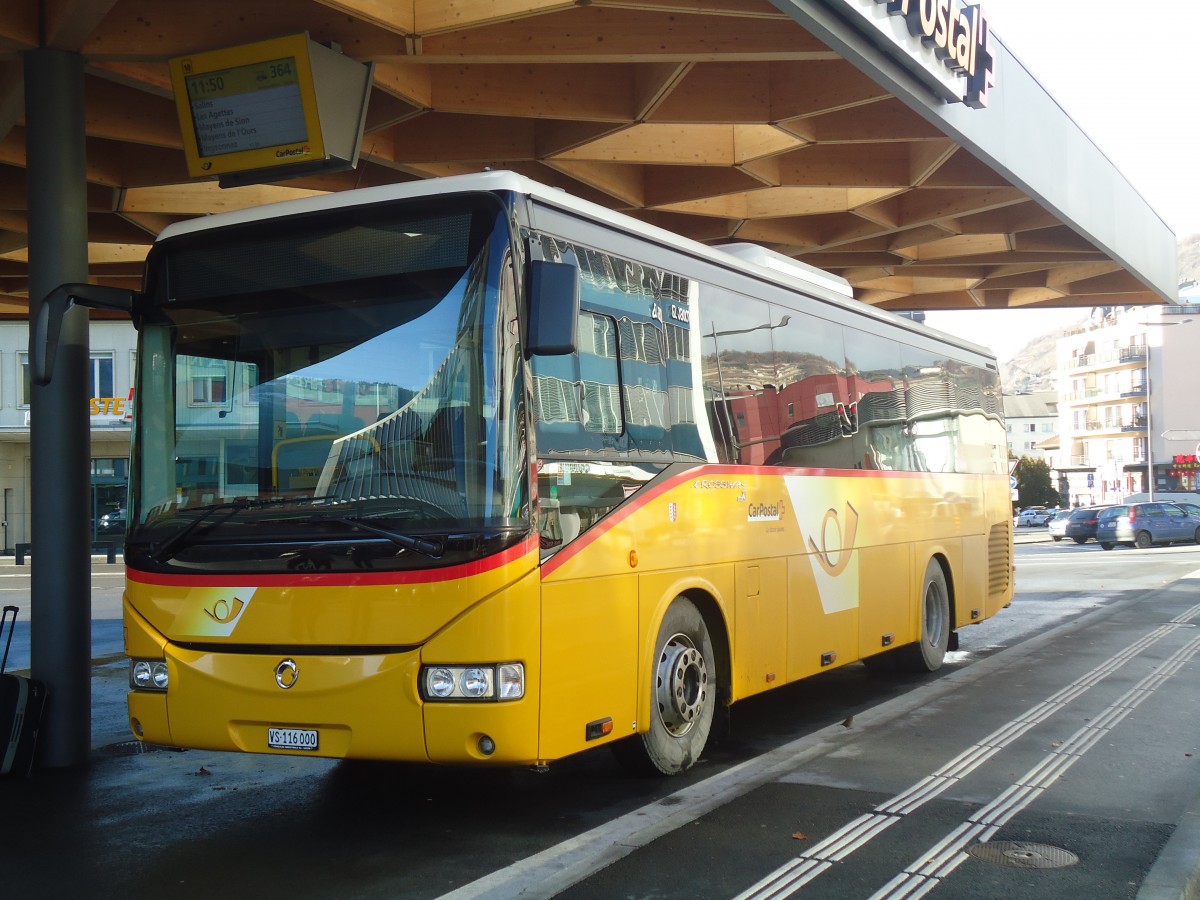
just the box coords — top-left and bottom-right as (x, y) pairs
(1168, 454), (1200, 476)
(840, 0), (996, 108)
(23, 392), (134, 426)
(90, 397), (127, 417)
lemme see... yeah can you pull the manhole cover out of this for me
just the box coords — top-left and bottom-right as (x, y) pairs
(967, 841), (1079, 869)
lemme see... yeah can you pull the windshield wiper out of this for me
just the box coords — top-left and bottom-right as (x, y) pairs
(309, 516), (445, 559)
(148, 497), (317, 563)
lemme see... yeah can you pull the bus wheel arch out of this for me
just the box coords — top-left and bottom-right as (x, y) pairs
(898, 555), (952, 673)
(613, 592), (727, 776)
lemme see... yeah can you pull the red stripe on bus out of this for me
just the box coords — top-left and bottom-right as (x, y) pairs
(127, 536), (539, 588)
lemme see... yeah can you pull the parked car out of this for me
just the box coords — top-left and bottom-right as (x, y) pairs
(1096, 502), (1200, 550)
(96, 507), (126, 536)
(1015, 507), (1053, 527)
(1062, 506), (1111, 544)
(1047, 508), (1073, 541)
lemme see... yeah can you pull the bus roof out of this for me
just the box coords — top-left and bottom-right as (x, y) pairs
(157, 170), (996, 364)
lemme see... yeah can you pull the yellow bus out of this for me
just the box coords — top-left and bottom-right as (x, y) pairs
(37, 171), (1012, 775)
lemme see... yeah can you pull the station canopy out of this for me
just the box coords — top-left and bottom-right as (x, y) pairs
(0, 0), (1178, 318)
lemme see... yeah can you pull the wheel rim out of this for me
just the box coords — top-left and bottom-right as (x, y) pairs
(923, 578), (947, 647)
(654, 632), (708, 737)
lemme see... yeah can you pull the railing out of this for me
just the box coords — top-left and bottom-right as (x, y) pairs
(1067, 347), (1149, 369)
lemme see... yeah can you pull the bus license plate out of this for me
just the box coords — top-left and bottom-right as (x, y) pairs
(268, 727), (319, 751)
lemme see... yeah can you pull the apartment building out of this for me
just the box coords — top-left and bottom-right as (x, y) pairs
(1056, 305), (1200, 507)
(1003, 391), (1057, 461)
(0, 320), (136, 551)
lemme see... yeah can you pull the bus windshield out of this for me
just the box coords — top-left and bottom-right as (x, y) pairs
(126, 196), (528, 572)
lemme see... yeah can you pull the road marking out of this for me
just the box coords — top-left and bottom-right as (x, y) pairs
(733, 601), (1200, 900)
(0, 572), (124, 578)
(870, 628), (1200, 899)
(437, 592), (1199, 900)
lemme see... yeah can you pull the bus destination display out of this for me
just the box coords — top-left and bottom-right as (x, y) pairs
(185, 56), (309, 158)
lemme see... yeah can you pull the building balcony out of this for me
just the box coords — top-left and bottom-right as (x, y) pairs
(1066, 347), (1148, 371)
(1079, 417), (1146, 436)
(1121, 385), (1148, 398)
(1121, 416), (1148, 432)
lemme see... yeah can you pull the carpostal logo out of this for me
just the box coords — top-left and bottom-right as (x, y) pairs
(873, 0), (995, 108)
(748, 499), (786, 522)
(275, 144), (312, 159)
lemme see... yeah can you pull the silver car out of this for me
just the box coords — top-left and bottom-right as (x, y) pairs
(1015, 507), (1053, 527)
(1047, 508), (1073, 541)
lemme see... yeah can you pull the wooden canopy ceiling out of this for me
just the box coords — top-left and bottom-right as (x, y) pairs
(0, 0), (1168, 318)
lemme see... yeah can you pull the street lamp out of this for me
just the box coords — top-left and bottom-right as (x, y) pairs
(1136, 317), (1192, 501)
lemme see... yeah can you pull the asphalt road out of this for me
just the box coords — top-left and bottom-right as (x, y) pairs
(3, 537), (1200, 900)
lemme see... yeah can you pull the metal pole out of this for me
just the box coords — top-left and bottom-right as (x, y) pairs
(1147, 343), (1153, 502)
(25, 49), (92, 768)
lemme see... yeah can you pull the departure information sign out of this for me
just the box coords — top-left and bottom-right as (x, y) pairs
(170, 33), (329, 178)
(184, 56), (309, 158)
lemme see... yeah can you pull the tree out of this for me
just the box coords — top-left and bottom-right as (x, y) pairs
(1015, 455), (1060, 509)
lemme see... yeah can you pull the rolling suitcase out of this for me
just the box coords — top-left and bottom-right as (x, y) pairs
(0, 605), (48, 776)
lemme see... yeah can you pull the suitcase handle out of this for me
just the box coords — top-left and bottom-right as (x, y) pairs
(1, 605), (17, 674)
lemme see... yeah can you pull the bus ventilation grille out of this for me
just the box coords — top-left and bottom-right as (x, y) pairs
(988, 522), (1012, 598)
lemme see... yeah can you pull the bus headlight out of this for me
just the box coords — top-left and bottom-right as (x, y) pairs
(130, 658), (169, 692)
(421, 663), (524, 701)
(459, 667), (490, 698)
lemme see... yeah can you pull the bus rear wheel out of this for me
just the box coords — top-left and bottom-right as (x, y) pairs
(898, 559), (950, 673)
(613, 598), (715, 776)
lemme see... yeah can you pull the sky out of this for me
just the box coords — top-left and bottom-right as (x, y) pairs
(921, 0), (1200, 361)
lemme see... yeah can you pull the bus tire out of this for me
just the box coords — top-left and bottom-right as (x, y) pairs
(898, 559), (950, 673)
(614, 598), (715, 776)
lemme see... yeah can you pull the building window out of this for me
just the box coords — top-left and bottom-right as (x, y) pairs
(18, 352), (28, 408)
(90, 353), (114, 398)
(188, 358), (228, 406)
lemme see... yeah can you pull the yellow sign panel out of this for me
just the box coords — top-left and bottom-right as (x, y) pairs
(170, 34), (326, 178)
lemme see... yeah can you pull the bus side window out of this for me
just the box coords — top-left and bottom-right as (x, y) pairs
(536, 460), (659, 556)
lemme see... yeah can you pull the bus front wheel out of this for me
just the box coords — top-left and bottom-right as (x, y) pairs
(898, 559), (950, 673)
(614, 598), (715, 776)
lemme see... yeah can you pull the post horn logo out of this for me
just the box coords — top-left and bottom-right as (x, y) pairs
(203, 596), (245, 624)
(808, 501), (860, 577)
(275, 659), (299, 690)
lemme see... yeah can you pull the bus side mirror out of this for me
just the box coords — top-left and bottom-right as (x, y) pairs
(525, 260), (578, 358)
(32, 283), (137, 385)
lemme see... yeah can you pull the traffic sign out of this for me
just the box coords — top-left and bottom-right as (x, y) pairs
(1009, 475), (1017, 490)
